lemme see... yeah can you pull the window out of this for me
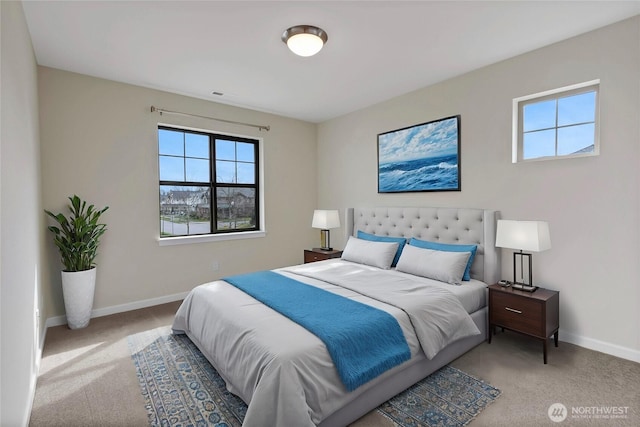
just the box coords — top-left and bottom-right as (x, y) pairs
(158, 126), (260, 239)
(513, 80), (599, 162)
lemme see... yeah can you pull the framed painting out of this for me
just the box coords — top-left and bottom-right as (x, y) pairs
(377, 115), (461, 193)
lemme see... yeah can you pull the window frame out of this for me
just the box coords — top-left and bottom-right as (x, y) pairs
(157, 124), (265, 245)
(512, 80), (600, 163)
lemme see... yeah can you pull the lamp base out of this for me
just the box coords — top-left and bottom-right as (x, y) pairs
(319, 229), (332, 252)
(511, 282), (538, 292)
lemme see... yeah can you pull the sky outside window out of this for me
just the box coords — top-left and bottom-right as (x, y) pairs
(522, 89), (596, 160)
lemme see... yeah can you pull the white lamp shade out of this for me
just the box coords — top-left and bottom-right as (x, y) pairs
(312, 210), (340, 229)
(287, 33), (324, 57)
(495, 220), (551, 252)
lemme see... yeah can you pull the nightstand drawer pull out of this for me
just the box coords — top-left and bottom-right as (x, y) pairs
(504, 307), (522, 314)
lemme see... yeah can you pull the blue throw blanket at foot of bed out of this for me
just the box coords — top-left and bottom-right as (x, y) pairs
(223, 270), (411, 391)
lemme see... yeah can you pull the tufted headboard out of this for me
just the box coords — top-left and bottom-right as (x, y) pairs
(345, 207), (500, 284)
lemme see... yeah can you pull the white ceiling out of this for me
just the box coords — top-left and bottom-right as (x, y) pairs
(22, 1), (640, 123)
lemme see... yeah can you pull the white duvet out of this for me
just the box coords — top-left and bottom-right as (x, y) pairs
(172, 259), (480, 426)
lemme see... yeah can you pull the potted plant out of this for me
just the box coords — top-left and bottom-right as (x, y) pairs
(45, 195), (109, 329)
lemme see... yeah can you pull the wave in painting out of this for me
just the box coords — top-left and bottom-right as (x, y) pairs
(379, 153), (459, 192)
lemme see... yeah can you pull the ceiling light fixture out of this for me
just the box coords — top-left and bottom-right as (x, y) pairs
(281, 25), (328, 57)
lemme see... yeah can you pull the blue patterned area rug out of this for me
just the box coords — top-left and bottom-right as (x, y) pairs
(128, 328), (500, 427)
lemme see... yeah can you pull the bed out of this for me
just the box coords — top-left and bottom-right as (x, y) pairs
(172, 206), (500, 426)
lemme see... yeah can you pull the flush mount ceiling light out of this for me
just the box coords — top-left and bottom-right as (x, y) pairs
(281, 25), (328, 57)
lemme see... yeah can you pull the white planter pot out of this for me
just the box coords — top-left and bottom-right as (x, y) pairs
(61, 268), (96, 329)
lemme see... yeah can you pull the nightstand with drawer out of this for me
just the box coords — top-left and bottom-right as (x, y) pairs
(488, 284), (559, 364)
(304, 248), (343, 264)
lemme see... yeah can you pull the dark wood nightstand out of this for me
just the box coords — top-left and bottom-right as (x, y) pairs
(488, 284), (559, 364)
(304, 248), (342, 263)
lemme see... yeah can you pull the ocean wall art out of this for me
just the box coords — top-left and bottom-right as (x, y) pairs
(378, 115), (461, 193)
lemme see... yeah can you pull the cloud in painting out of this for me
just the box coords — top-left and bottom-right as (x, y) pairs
(379, 117), (459, 164)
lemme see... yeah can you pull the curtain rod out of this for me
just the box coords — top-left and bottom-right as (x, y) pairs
(150, 106), (270, 132)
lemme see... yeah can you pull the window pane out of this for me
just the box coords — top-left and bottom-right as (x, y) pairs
(237, 163), (255, 184)
(216, 187), (256, 230)
(159, 185), (211, 236)
(558, 123), (595, 156)
(558, 91), (596, 127)
(523, 129), (555, 160)
(523, 100), (556, 132)
(216, 160), (236, 183)
(159, 129), (184, 156)
(186, 158), (210, 182)
(216, 140), (236, 161)
(159, 155), (184, 181)
(237, 142), (255, 162)
(185, 133), (209, 159)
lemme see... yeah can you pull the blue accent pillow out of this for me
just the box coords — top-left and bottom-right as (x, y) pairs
(409, 238), (477, 281)
(357, 231), (407, 267)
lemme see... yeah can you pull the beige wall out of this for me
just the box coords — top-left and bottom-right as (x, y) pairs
(318, 17), (640, 359)
(38, 67), (318, 318)
(1, 1), (45, 425)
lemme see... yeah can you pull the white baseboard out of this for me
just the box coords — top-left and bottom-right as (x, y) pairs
(24, 368), (38, 427)
(45, 291), (189, 328)
(559, 329), (640, 363)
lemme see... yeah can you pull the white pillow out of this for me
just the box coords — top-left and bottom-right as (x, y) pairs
(396, 244), (471, 285)
(341, 236), (399, 270)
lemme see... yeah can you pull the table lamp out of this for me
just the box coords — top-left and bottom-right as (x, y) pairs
(495, 219), (551, 292)
(312, 210), (340, 251)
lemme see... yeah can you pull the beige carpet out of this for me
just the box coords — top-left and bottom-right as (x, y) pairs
(30, 302), (639, 426)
